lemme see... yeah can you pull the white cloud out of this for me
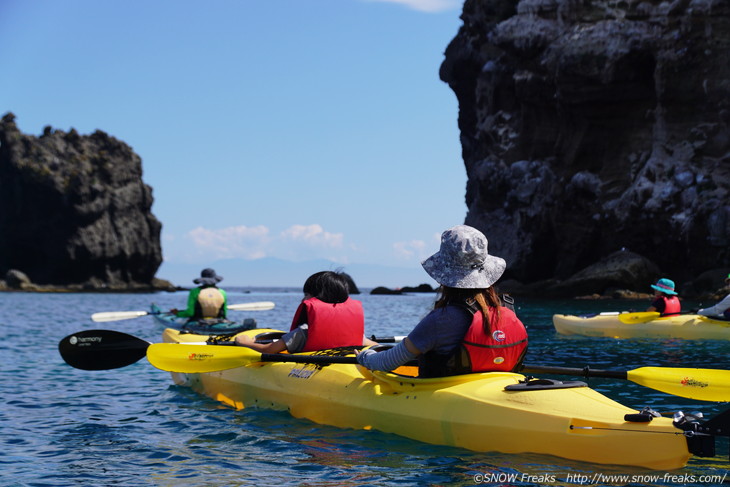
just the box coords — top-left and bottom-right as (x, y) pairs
(363, 0), (462, 13)
(393, 239), (428, 260)
(186, 225), (271, 259)
(280, 224), (344, 249)
(178, 223), (347, 262)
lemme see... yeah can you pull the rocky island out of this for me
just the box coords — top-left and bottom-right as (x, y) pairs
(441, 0), (730, 297)
(0, 112), (172, 292)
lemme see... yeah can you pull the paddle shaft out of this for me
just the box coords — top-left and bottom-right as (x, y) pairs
(521, 365), (626, 380)
(261, 353), (358, 365)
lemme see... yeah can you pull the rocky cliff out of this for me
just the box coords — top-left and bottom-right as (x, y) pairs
(441, 0), (730, 296)
(0, 113), (167, 291)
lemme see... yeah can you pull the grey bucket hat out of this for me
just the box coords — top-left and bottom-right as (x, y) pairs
(194, 268), (223, 286)
(421, 225), (506, 289)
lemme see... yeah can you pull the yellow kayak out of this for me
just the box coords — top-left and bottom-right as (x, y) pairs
(553, 312), (730, 340)
(156, 327), (711, 470)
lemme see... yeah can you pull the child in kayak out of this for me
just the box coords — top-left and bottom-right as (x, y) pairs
(646, 278), (681, 316)
(698, 274), (730, 320)
(170, 268), (228, 322)
(235, 270), (377, 352)
(357, 225), (528, 377)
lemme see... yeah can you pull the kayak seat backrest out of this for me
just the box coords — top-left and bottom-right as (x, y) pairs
(504, 378), (587, 391)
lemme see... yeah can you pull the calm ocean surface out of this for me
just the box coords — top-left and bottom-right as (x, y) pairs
(2, 289), (729, 486)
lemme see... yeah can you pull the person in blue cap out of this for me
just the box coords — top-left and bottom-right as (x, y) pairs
(697, 274), (730, 320)
(646, 278), (681, 316)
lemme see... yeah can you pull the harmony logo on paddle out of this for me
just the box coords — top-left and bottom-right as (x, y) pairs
(681, 377), (709, 388)
(69, 335), (102, 345)
(188, 352), (214, 361)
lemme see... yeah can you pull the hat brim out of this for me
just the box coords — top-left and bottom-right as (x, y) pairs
(650, 284), (677, 295)
(194, 276), (223, 286)
(422, 252), (505, 289)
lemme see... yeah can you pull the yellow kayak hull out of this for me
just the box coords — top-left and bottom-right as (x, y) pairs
(162, 328), (691, 470)
(553, 313), (730, 340)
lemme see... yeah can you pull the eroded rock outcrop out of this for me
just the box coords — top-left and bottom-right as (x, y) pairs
(0, 113), (168, 291)
(441, 0), (730, 296)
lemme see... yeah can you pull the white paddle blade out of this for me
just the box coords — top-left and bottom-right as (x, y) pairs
(91, 310), (150, 322)
(228, 301), (276, 311)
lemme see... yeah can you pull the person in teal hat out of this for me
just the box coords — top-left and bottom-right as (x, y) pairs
(698, 274), (730, 320)
(646, 277), (681, 316)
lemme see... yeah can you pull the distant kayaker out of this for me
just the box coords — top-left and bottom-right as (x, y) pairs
(357, 225), (528, 378)
(646, 278), (681, 316)
(170, 268), (228, 322)
(235, 271), (378, 352)
(697, 274), (730, 320)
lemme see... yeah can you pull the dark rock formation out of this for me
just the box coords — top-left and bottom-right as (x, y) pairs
(441, 0), (730, 297)
(0, 113), (168, 291)
(548, 250), (660, 296)
(370, 284), (436, 295)
(370, 286), (403, 295)
(401, 283), (436, 293)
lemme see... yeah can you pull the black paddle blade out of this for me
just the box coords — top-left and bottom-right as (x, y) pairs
(58, 329), (150, 370)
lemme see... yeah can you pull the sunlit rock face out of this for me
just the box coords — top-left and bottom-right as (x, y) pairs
(0, 112), (163, 290)
(441, 0), (730, 295)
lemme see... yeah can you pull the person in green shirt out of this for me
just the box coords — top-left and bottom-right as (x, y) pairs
(171, 268), (228, 322)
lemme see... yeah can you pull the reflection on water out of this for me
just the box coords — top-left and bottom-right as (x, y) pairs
(1, 290), (729, 486)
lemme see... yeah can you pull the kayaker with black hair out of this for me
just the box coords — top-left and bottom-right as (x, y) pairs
(646, 277), (681, 316)
(357, 225), (528, 378)
(235, 270), (378, 352)
(170, 268), (228, 322)
(698, 273), (730, 320)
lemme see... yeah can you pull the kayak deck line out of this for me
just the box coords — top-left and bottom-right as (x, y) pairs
(155, 327), (730, 470)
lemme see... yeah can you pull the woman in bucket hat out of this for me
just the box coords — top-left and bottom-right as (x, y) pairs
(698, 273), (730, 320)
(357, 225), (528, 378)
(171, 268), (229, 321)
(646, 277), (681, 316)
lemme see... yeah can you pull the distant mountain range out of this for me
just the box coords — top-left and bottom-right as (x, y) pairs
(157, 257), (436, 290)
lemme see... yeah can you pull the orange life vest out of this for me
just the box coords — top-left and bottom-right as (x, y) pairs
(290, 297), (364, 352)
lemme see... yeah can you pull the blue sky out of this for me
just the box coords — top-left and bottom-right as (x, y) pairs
(1, 0), (467, 286)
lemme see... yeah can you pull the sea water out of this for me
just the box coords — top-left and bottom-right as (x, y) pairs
(1, 289), (729, 486)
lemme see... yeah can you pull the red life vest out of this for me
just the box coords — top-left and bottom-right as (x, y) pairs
(661, 296), (681, 316)
(419, 304), (528, 377)
(290, 297), (364, 352)
(462, 306), (528, 372)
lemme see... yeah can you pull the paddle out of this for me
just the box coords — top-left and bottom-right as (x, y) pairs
(91, 301), (276, 322)
(58, 330), (730, 402)
(146, 343), (359, 373)
(519, 365), (730, 402)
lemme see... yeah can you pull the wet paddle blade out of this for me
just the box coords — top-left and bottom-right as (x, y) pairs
(228, 301), (276, 311)
(59, 330), (150, 370)
(627, 367), (730, 402)
(147, 343), (256, 373)
(91, 310), (150, 322)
